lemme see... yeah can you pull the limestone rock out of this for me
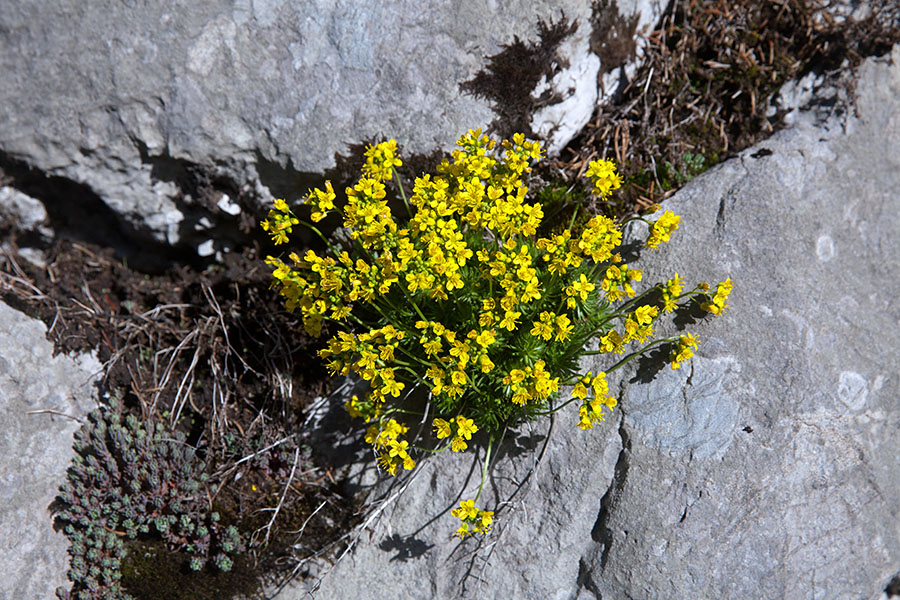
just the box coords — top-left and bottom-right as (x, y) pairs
(0, 0), (659, 246)
(585, 44), (900, 599)
(0, 302), (101, 599)
(274, 47), (900, 599)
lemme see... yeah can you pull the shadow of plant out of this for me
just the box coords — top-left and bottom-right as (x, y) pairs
(378, 533), (435, 562)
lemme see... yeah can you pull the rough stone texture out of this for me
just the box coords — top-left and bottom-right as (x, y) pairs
(531, 0), (666, 156)
(0, 187), (51, 235)
(0, 0), (660, 246)
(587, 45), (900, 600)
(276, 47), (900, 599)
(0, 302), (101, 600)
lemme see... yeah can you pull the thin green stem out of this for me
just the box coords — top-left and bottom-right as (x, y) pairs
(567, 203), (581, 230)
(473, 434), (494, 503)
(297, 218), (341, 255)
(413, 442), (452, 454)
(394, 170), (413, 217)
(601, 337), (676, 371)
(531, 395), (580, 416)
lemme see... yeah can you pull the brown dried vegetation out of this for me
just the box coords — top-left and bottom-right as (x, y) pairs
(553, 0), (900, 215)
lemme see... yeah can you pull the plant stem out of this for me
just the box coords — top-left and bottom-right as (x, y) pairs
(473, 434), (494, 503)
(600, 337), (675, 371)
(394, 170), (413, 217)
(298, 218), (341, 255)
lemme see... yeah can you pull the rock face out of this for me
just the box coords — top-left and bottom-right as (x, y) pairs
(0, 0), (662, 247)
(0, 302), (101, 599)
(274, 47), (900, 599)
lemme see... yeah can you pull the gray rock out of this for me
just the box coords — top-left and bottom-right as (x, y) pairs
(0, 301), (101, 600)
(274, 47), (900, 599)
(0, 0), (659, 246)
(587, 44), (900, 600)
(531, 0), (666, 156)
(0, 187), (51, 235)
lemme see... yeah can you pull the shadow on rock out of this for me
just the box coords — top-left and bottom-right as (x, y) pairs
(378, 533), (435, 562)
(629, 346), (670, 385)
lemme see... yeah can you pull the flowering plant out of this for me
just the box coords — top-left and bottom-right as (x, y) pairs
(262, 129), (731, 537)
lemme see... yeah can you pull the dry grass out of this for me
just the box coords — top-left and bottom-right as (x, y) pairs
(550, 0), (900, 216)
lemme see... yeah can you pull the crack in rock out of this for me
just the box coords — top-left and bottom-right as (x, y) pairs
(591, 418), (631, 571)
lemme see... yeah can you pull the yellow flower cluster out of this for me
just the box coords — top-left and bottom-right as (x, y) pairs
(318, 325), (406, 413)
(308, 181), (336, 223)
(433, 415), (479, 452)
(502, 360), (560, 406)
(623, 305), (659, 344)
(701, 278), (733, 315)
(577, 215), (623, 262)
(536, 230), (582, 275)
(596, 329), (625, 354)
(661, 273), (683, 313)
(669, 333), (699, 370)
(262, 129), (734, 537)
(529, 311), (574, 342)
(365, 418), (416, 476)
(646, 210), (681, 249)
(260, 199), (299, 245)
(416, 320), (496, 400)
(362, 139), (403, 182)
(572, 371), (618, 430)
(601, 263), (642, 302)
(585, 158), (623, 200)
(451, 499), (494, 538)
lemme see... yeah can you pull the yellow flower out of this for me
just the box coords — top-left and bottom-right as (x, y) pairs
(362, 139), (403, 182)
(633, 305), (659, 326)
(451, 436), (469, 452)
(566, 273), (596, 301)
(499, 310), (521, 331)
(555, 314), (574, 342)
(646, 210), (680, 249)
(662, 273), (683, 312)
(381, 378), (405, 397)
(530, 318), (554, 341)
(475, 510), (494, 532)
(308, 181), (336, 222)
(452, 499), (479, 521)
(455, 415), (478, 440)
(433, 418), (452, 439)
(670, 333), (699, 369)
(701, 278), (733, 315)
(474, 329), (496, 348)
(585, 158), (623, 200)
(573, 381), (588, 400)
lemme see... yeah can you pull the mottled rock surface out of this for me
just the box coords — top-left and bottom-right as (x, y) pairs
(0, 0), (661, 246)
(275, 47), (900, 599)
(0, 302), (101, 600)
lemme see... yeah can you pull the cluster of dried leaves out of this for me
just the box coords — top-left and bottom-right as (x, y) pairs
(553, 0), (900, 214)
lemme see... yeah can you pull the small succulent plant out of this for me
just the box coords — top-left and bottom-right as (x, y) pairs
(55, 397), (242, 600)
